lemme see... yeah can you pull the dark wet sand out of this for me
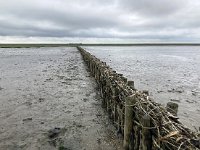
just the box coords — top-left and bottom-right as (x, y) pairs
(0, 47), (123, 150)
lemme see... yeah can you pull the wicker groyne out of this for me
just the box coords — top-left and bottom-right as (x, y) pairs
(77, 46), (200, 150)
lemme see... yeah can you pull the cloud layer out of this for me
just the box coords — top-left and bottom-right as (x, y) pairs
(0, 0), (200, 42)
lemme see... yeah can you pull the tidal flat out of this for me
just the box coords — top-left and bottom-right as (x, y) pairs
(0, 47), (123, 150)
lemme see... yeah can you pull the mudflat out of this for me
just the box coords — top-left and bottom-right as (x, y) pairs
(0, 47), (123, 150)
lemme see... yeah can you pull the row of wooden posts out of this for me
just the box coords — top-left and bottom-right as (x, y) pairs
(77, 46), (199, 150)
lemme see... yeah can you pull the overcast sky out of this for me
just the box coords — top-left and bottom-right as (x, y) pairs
(0, 0), (200, 43)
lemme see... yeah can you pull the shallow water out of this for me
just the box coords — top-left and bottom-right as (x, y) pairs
(0, 47), (123, 150)
(85, 46), (200, 131)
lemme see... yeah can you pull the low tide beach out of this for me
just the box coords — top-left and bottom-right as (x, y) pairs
(0, 47), (123, 150)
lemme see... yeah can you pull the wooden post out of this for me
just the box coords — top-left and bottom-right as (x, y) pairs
(128, 81), (135, 90)
(113, 96), (117, 123)
(118, 73), (123, 77)
(123, 95), (136, 150)
(143, 90), (149, 96)
(166, 102), (179, 116)
(122, 77), (128, 83)
(117, 105), (121, 132)
(110, 86), (115, 120)
(133, 125), (140, 150)
(141, 115), (152, 150)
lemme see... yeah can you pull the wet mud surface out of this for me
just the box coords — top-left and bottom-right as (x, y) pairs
(0, 47), (123, 150)
(85, 46), (200, 131)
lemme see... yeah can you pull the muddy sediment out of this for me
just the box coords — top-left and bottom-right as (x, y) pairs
(0, 47), (123, 150)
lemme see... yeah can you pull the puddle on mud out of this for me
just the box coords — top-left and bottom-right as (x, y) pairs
(0, 47), (123, 150)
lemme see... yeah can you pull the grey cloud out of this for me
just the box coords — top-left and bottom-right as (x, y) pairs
(0, 0), (120, 37)
(0, 0), (200, 42)
(119, 0), (188, 17)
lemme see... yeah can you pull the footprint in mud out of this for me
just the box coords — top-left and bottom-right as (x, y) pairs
(42, 70), (47, 72)
(65, 110), (71, 114)
(61, 81), (71, 85)
(82, 98), (89, 102)
(39, 98), (45, 103)
(72, 121), (84, 128)
(57, 75), (65, 79)
(186, 100), (196, 103)
(191, 90), (199, 96)
(65, 78), (73, 81)
(47, 127), (70, 149)
(192, 93), (197, 96)
(48, 127), (61, 139)
(157, 90), (164, 93)
(170, 99), (181, 103)
(22, 117), (33, 122)
(168, 88), (184, 93)
(24, 101), (32, 106)
(45, 78), (53, 82)
(85, 93), (91, 97)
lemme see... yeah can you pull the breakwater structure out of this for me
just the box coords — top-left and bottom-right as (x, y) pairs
(77, 46), (200, 150)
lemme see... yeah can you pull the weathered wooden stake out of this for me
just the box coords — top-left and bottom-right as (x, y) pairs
(128, 81), (135, 90)
(166, 102), (179, 116)
(133, 125), (140, 150)
(117, 105), (122, 133)
(123, 95), (136, 150)
(143, 90), (149, 96)
(122, 77), (128, 83)
(141, 115), (152, 150)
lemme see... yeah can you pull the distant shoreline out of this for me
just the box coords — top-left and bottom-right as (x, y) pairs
(1, 43), (200, 48)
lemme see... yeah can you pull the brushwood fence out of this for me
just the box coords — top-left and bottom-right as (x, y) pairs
(77, 46), (200, 150)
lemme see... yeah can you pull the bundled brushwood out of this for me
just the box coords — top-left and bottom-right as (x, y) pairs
(131, 92), (199, 150)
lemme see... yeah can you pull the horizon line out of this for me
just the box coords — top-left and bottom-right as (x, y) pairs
(1, 43), (200, 48)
